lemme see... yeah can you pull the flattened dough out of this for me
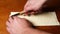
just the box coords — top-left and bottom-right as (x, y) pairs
(10, 12), (60, 26)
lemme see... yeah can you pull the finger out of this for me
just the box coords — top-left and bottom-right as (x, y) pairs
(6, 27), (13, 34)
(13, 16), (28, 21)
(24, 0), (31, 10)
(8, 17), (13, 23)
(12, 16), (22, 25)
(24, 1), (33, 12)
(22, 10), (34, 16)
(13, 16), (31, 23)
(6, 21), (11, 28)
(9, 16), (20, 26)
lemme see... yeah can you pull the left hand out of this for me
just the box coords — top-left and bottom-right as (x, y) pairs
(6, 16), (32, 34)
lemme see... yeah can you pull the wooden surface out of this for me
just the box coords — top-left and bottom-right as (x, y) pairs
(0, 0), (60, 34)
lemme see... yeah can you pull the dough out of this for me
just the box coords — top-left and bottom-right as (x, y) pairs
(10, 12), (60, 26)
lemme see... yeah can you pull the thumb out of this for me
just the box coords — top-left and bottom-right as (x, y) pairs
(24, 6), (33, 13)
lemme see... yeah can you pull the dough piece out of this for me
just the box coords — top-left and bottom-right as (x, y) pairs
(10, 12), (60, 26)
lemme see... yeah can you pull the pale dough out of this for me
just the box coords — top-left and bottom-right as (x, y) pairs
(10, 12), (60, 26)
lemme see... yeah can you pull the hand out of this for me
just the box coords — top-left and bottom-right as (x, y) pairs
(6, 16), (32, 34)
(24, 0), (47, 14)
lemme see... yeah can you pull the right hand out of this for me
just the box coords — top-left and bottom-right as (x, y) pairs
(24, 0), (47, 15)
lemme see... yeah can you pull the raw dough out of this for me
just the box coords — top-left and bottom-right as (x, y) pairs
(10, 12), (60, 26)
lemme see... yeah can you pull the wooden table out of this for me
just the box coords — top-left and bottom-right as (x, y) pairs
(0, 0), (60, 34)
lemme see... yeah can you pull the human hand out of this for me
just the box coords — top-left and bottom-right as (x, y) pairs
(6, 16), (32, 34)
(24, 0), (47, 15)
